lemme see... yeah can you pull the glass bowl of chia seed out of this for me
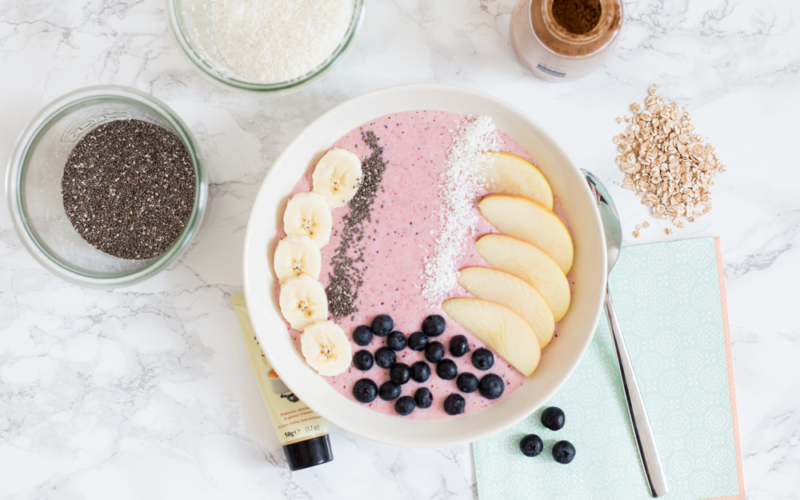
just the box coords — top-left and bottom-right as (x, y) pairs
(6, 86), (208, 288)
(166, 0), (365, 93)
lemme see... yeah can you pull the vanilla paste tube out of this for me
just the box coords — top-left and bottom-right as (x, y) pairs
(231, 294), (333, 470)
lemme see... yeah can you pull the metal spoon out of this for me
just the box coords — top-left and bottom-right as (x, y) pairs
(583, 170), (669, 498)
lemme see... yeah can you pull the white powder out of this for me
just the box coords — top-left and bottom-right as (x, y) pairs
(212, 0), (355, 84)
(421, 116), (499, 304)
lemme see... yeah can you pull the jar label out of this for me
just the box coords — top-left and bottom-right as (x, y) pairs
(536, 64), (566, 78)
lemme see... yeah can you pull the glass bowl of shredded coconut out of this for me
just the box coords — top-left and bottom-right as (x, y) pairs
(167, 0), (365, 92)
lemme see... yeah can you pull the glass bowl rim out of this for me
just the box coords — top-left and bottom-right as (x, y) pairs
(165, 0), (366, 93)
(5, 85), (208, 288)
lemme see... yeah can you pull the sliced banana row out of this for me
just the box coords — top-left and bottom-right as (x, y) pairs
(276, 148), (364, 377)
(312, 148), (363, 208)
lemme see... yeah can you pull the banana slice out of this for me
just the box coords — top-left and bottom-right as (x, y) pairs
(273, 235), (321, 283)
(283, 192), (332, 248)
(301, 320), (353, 376)
(279, 274), (328, 331)
(312, 148), (363, 208)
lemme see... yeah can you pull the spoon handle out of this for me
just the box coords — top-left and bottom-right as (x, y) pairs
(605, 285), (669, 497)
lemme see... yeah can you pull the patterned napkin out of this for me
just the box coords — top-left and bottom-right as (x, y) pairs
(473, 237), (744, 500)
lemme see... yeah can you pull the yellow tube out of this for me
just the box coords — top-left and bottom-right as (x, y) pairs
(231, 294), (332, 470)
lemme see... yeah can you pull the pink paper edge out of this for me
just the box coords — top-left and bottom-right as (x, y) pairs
(705, 237), (745, 500)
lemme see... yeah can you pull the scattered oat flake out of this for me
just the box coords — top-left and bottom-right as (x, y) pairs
(632, 230), (640, 238)
(643, 221), (650, 228)
(665, 228), (673, 235)
(614, 84), (725, 228)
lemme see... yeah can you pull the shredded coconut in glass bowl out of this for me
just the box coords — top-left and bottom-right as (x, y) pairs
(212, 0), (356, 84)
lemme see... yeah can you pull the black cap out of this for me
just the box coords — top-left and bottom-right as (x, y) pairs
(283, 435), (333, 471)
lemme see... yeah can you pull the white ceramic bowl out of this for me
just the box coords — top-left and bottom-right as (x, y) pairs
(243, 84), (607, 448)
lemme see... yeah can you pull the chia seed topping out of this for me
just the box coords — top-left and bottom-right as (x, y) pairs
(61, 119), (195, 260)
(325, 130), (386, 318)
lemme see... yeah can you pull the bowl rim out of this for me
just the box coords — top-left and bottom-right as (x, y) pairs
(243, 83), (607, 447)
(165, 0), (366, 93)
(5, 85), (208, 288)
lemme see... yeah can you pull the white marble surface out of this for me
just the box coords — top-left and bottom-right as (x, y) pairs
(1, 0), (798, 498)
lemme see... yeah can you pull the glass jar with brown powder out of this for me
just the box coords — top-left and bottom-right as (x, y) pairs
(510, 0), (623, 82)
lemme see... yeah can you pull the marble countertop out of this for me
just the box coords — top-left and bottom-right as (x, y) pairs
(1, 0), (798, 498)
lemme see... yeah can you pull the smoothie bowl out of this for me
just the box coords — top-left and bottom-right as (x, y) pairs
(243, 84), (606, 447)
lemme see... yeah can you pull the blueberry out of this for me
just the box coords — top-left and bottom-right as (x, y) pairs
(479, 374), (505, 399)
(353, 350), (374, 371)
(443, 394), (466, 415)
(371, 314), (394, 337)
(471, 348), (495, 370)
(395, 396), (416, 416)
(386, 331), (407, 351)
(352, 325), (373, 346)
(352, 379), (378, 403)
(414, 387), (433, 409)
(374, 347), (396, 369)
(410, 361), (431, 383)
(552, 440), (576, 464)
(422, 315), (446, 337)
(449, 335), (470, 357)
(407, 332), (429, 351)
(456, 373), (479, 393)
(390, 363), (411, 385)
(436, 359), (458, 380)
(425, 341), (445, 363)
(541, 407), (566, 431)
(519, 434), (543, 457)
(378, 382), (402, 401)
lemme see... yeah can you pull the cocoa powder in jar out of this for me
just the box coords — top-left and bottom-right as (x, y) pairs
(532, 0), (621, 57)
(552, 0), (601, 35)
(510, 0), (623, 81)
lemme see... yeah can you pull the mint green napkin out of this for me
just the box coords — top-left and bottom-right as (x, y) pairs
(474, 237), (744, 500)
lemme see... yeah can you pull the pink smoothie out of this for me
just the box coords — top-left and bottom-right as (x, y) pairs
(277, 110), (571, 420)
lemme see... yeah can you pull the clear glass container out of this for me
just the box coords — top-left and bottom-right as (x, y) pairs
(5, 86), (208, 288)
(510, 0), (623, 82)
(167, 0), (366, 93)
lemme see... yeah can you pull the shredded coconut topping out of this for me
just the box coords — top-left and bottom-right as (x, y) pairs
(421, 116), (499, 304)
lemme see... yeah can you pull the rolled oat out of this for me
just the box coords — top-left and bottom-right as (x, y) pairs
(615, 85), (725, 233)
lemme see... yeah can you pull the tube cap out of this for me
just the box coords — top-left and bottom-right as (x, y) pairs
(283, 435), (333, 471)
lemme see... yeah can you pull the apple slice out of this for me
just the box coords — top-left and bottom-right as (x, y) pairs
(458, 267), (555, 348)
(478, 194), (574, 274)
(483, 152), (553, 210)
(442, 298), (541, 376)
(475, 234), (571, 322)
